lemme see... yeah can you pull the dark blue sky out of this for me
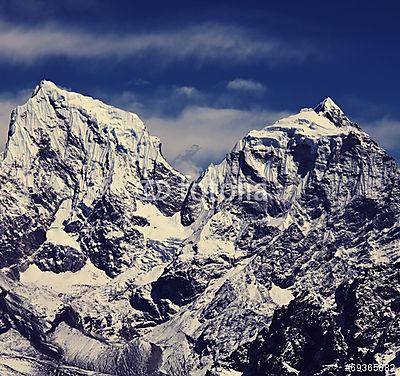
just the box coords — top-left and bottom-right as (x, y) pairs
(0, 0), (399, 176)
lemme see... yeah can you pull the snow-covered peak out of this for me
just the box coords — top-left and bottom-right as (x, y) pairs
(235, 98), (357, 151)
(28, 79), (146, 133)
(3, 80), (159, 166)
(238, 105), (353, 151)
(314, 97), (342, 114)
(181, 99), (365, 225)
(264, 107), (346, 135)
(313, 97), (354, 128)
(31, 79), (60, 95)
(2, 80), (187, 216)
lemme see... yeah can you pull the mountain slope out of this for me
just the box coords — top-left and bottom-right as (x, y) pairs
(1, 80), (188, 278)
(139, 98), (400, 375)
(0, 86), (398, 376)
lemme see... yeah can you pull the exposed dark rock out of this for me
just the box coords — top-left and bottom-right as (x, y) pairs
(34, 243), (87, 273)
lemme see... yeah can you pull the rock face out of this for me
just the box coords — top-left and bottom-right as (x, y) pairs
(1, 80), (188, 277)
(0, 85), (398, 375)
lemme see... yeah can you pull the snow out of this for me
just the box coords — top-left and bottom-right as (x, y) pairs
(314, 97), (347, 117)
(0, 272), (63, 320)
(3, 79), (186, 210)
(1, 84), (397, 375)
(267, 212), (293, 230)
(131, 264), (166, 287)
(144, 255), (259, 370)
(34, 80), (146, 133)
(189, 103), (359, 221)
(50, 322), (108, 365)
(20, 260), (111, 294)
(134, 201), (192, 241)
(197, 238), (239, 258)
(218, 368), (243, 376)
(316, 97), (340, 111)
(256, 108), (349, 138)
(370, 247), (391, 264)
(375, 349), (397, 366)
(232, 104), (354, 159)
(188, 211), (244, 259)
(46, 198), (80, 250)
(0, 356), (37, 375)
(282, 361), (300, 375)
(269, 283), (294, 306)
(197, 160), (229, 207)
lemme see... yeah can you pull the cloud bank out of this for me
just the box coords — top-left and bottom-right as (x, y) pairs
(0, 21), (310, 65)
(363, 118), (400, 153)
(145, 106), (288, 178)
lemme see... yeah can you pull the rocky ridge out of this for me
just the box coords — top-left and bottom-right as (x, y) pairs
(0, 83), (398, 375)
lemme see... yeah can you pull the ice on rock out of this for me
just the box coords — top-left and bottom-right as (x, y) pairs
(133, 201), (192, 242)
(269, 283), (294, 306)
(3, 79), (186, 210)
(0, 87), (399, 376)
(315, 96), (342, 112)
(20, 261), (111, 294)
(46, 199), (80, 250)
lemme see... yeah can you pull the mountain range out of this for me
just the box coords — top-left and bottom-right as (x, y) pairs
(0, 81), (398, 375)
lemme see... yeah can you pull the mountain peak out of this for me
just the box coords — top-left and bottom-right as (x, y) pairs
(31, 79), (60, 97)
(0, 82), (398, 376)
(39, 79), (58, 89)
(314, 97), (353, 128)
(249, 97), (354, 142)
(3, 80), (188, 225)
(314, 97), (343, 114)
(24, 80), (149, 136)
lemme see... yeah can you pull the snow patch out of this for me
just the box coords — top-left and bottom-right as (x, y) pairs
(370, 247), (390, 264)
(20, 260), (111, 294)
(282, 361), (300, 375)
(269, 283), (294, 306)
(218, 368), (243, 376)
(46, 199), (80, 250)
(247, 107), (351, 141)
(0, 356), (37, 375)
(134, 201), (192, 241)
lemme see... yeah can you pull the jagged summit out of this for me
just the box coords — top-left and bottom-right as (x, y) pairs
(0, 84), (398, 376)
(314, 96), (342, 114)
(313, 96), (354, 128)
(239, 97), (357, 147)
(31, 79), (59, 96)
(1, 81), (189, 276)
(26, 79), (147, 135)
(4, 80), (162, 168)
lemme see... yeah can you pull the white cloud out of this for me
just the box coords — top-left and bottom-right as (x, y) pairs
(127, 78), (151, 87)
(175, 86), (199, 97)
(144, 106), (289, 177)
(104, 84), (289, 178)
(0, 89), (31, 151)
(363, 117), (400, 151)
(172, 144), (202, 180)
(0, 21), (310, 64)
(227, 78), (266, 93)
